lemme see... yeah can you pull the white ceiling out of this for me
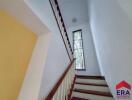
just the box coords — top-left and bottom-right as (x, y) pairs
(58, 0), (89, 28)
(0, 0), (50, 36)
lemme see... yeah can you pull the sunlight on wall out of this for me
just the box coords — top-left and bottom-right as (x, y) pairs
(0, 11), (37, 100)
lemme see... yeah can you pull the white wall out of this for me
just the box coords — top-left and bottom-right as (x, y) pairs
(38, 28), (70, 100)
(89, 0), (132, 99)
(18, 33), (51, 100)
(117, 0), (132, 22)
(57, 0), (100, 76)
(67, 23), (101, 76)
(23, 0), (70, 100)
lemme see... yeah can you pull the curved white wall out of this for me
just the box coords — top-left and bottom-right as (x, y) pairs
(89, 0), (132, 99)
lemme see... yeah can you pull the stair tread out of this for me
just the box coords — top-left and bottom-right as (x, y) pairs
(71, 97), (89, 100)
(72, 92), (114, 100)
(73, 88), (113, 97)
(76, 78), (107, 84)
(74, 84), (110, 92)
(75, 82), (108, 87)
(71, 75), (113, 99)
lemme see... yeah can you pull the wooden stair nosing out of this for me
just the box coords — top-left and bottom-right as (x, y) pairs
(71, 97), (89, 100)
(75, 82), (108, 87)
(73, 89), (113, 97)
(76, 75), (105, 80)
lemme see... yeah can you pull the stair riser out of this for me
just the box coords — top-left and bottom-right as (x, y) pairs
(73, 89), (113, 97)
(76, 75), (105, 80)
(72, 92), (114, 100)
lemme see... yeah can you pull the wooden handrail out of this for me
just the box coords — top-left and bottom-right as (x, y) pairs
(49, 0), (73, 56)
(45, 59), (75, 100)
(54, 0), (73, 54)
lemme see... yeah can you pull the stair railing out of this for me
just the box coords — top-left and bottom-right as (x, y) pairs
(49, 0), (73, 61)
(45, 59), (75, 100)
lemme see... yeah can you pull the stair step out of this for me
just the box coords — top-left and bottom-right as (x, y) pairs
(76, 75), (105, 80)
(73, 89), (113, 97)
(74, 84), (110, 92)
(71, 97), (89, 100)
(75, 82), (108, 87)
(76, 78), (107, 84)
(72, 92), (114, 100)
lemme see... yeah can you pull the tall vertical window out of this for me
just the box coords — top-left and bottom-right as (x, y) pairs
(73, 30), (85, 70)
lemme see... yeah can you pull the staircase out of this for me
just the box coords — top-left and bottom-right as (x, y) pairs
(70, 75), (114, 100)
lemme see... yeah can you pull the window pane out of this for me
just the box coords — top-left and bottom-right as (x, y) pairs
(73, 30), (85, 70)
(74, 31), (81, 40)
(75, 53), (85, 69)
(74, 49), (83, 58)
(74, 40), (83, 49)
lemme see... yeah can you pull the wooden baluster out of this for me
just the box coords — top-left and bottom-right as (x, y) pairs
(45, 59), (75, 100)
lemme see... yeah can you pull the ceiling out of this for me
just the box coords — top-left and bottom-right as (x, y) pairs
(0, 0), (89, 34)
(58, 0), (89, 28)
(0, 0), (50, 36)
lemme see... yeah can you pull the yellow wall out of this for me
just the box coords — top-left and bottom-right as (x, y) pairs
(0, 11), (37, 100)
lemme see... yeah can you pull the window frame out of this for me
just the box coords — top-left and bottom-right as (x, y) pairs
(73, 29), (86, 70)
